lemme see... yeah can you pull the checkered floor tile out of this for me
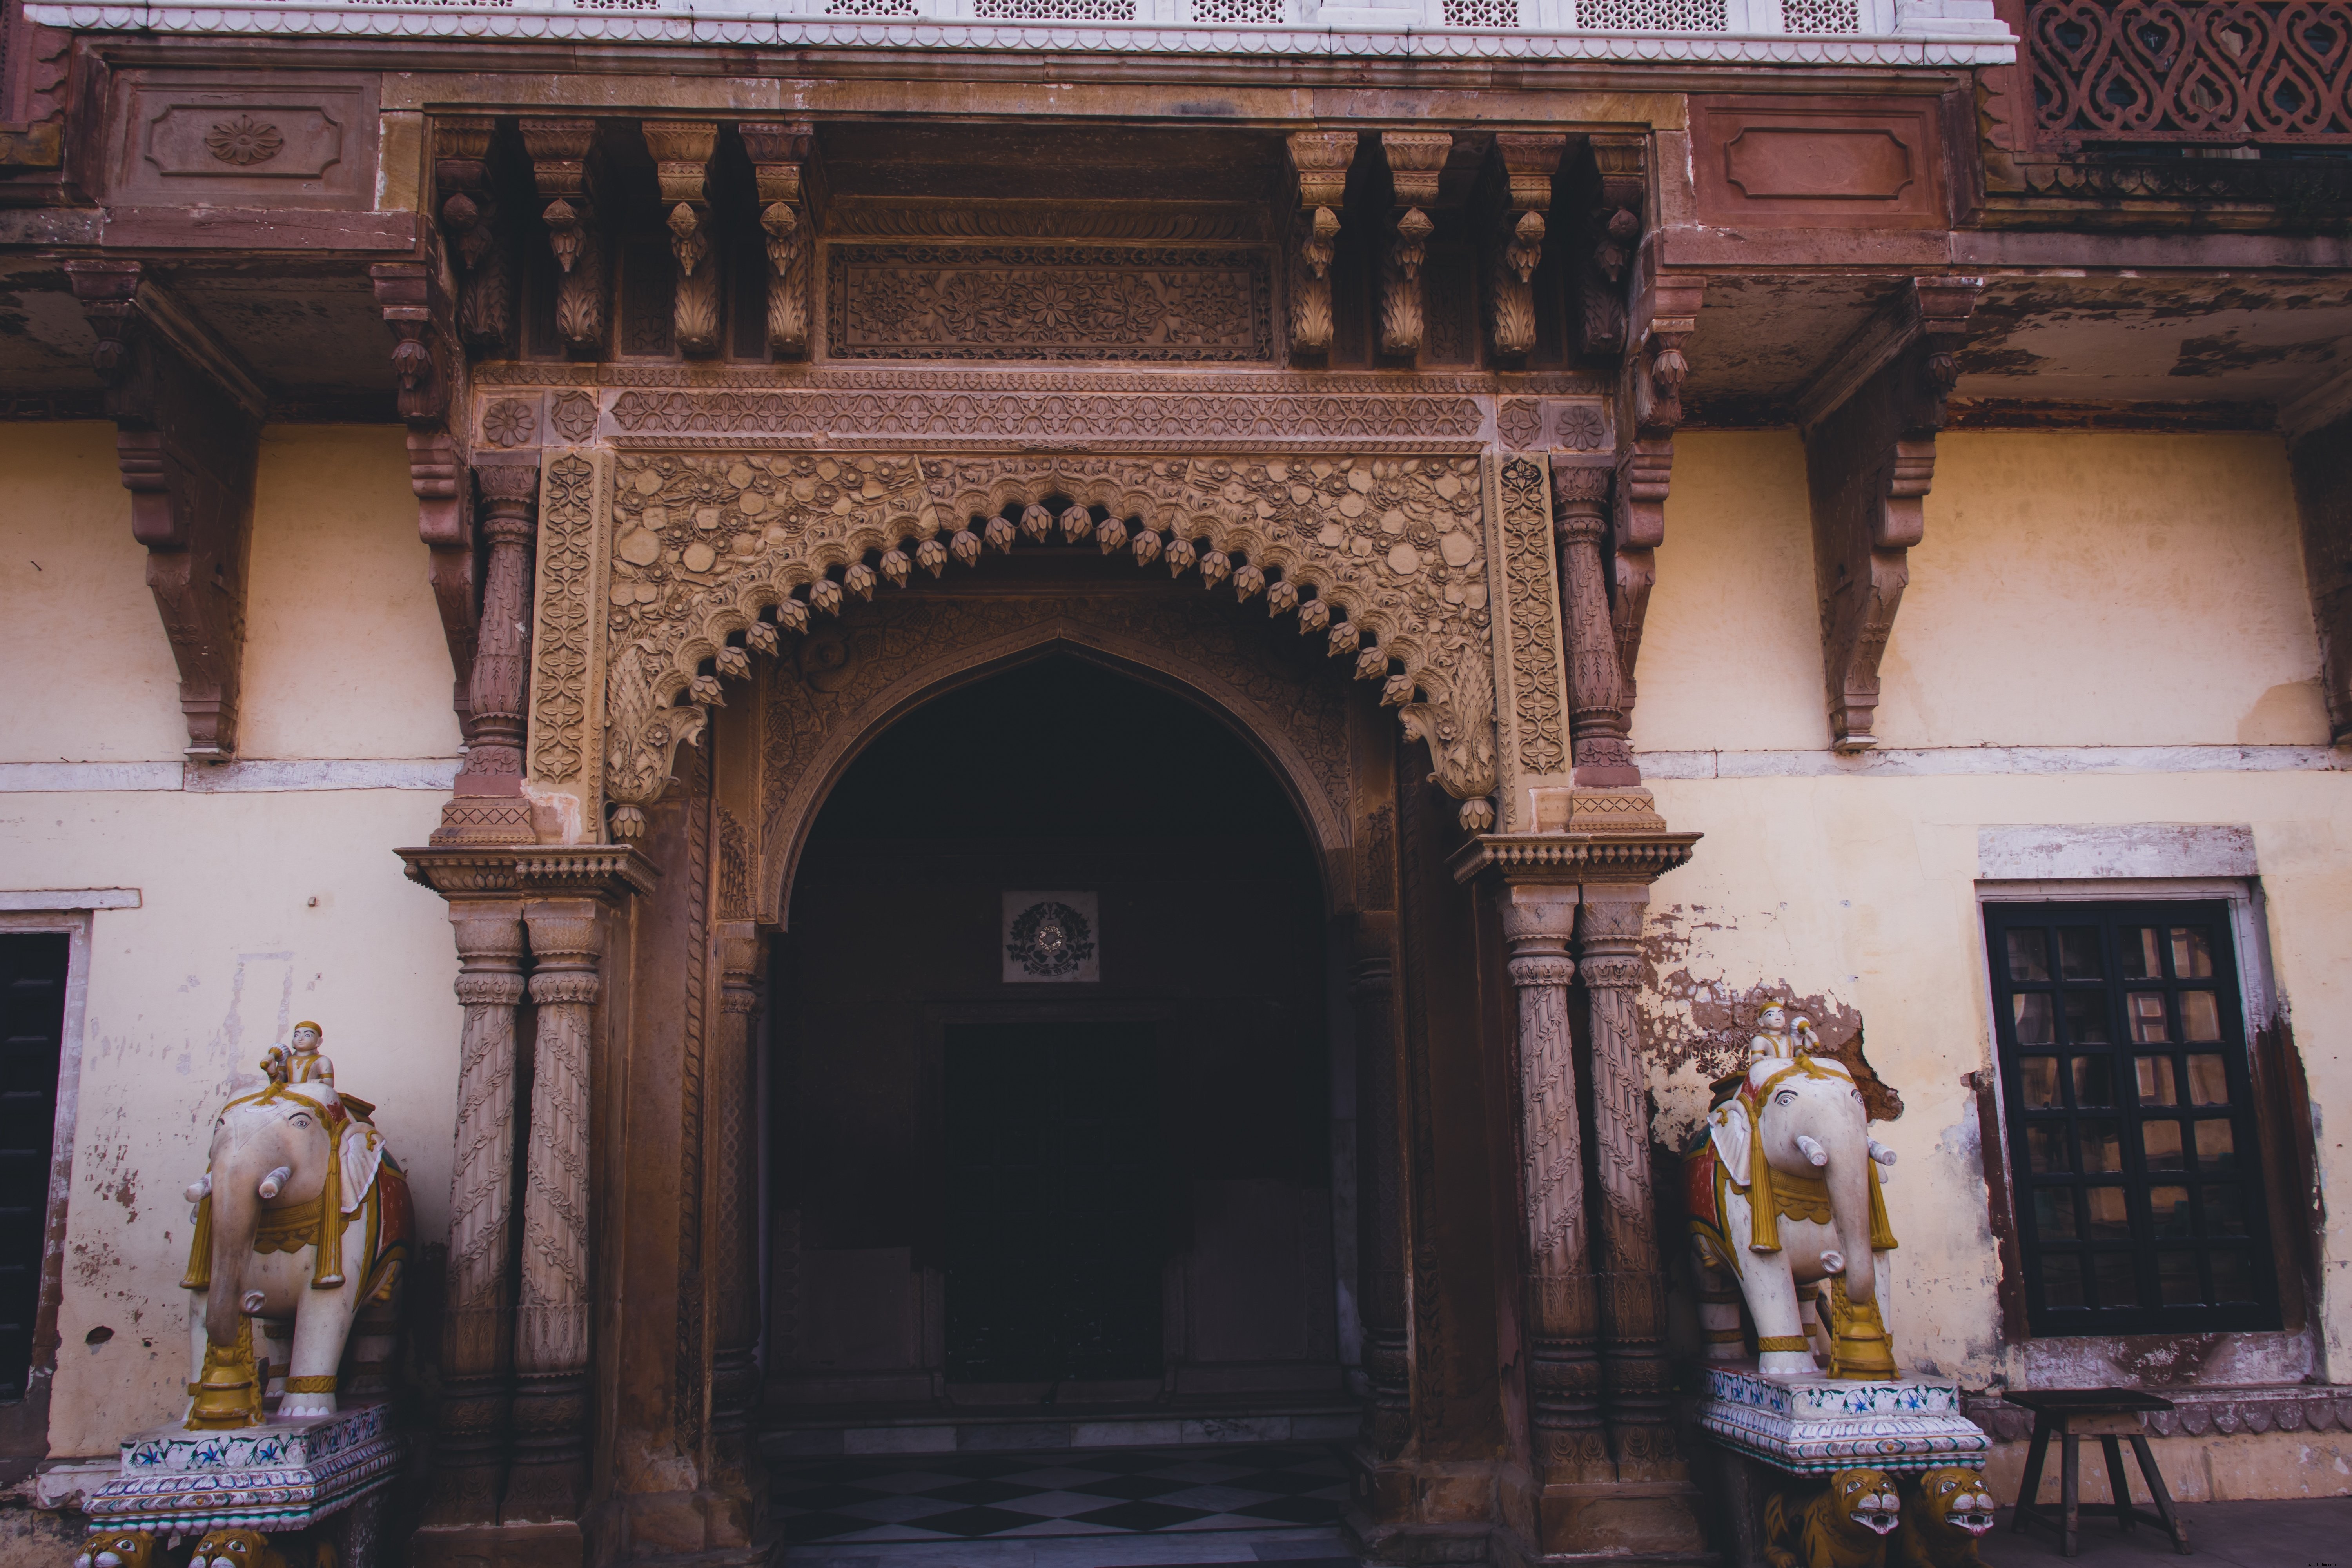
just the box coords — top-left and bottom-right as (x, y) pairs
(775, 1444), (1350, 1543)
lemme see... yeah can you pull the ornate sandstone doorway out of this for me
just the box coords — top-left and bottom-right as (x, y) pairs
(768, 655), (1345, 1428)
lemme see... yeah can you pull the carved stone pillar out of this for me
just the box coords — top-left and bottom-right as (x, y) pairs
(1349, 910), (1410, 1459)
(1494, 880), (1612, 1541)
(1285, 130), (1356, 358)
(705, 920), (767, 1543)
(520, 118), (605, 356)
(644, 121), (721, 359)
(1548, 463), (1639, 789)
(1378, 132), (1451, 359)
(426, 904), (527, 1528)
(1577, 886), (1705, 1550)
(1800, 277), (1983, 749)
(510, 900), (606, 1523)
(740, 123), (813, 359)
(434, 461), (539, 846)
(64, 260), (263, 760)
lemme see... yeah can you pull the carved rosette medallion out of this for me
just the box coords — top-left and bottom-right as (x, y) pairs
(205, 115), (284, 166)
(528, 450), (1505, 844)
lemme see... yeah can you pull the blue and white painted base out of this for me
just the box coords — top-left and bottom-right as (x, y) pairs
(1695, 1365), (1991, 1476)
(85, 1403), (400, 1533)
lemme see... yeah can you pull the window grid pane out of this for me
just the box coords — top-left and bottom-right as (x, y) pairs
(1986, 901), (2277, 1336)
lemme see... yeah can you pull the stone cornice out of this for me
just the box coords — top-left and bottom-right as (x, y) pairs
(398, 844), (660, 901)
(1447, 830), (1700, 886)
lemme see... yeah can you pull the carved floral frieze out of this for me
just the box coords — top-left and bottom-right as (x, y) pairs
(552, 450), (1506, 838)
(828, 244), (1275, 362)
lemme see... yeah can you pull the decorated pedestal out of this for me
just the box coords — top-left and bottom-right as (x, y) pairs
(1696, 1367), (1991, 1476)
(85, 1403), (400, 1534)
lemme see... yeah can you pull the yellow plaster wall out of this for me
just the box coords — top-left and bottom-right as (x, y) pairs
(1643, 768), (2352, 1398)
(9, 787), (459, 1457)
(1640, 432), (2330, 752)
(239, 426), (463, 761)
(0, 424), (187, 763)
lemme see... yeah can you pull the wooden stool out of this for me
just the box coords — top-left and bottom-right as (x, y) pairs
(2004, 1389), (2190, 1557)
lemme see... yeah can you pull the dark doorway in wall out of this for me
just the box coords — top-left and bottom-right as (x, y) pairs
(943, 1020), (1166, 1386)
(773, 654), (1339, 1416)
(0, 934), (68, 1403)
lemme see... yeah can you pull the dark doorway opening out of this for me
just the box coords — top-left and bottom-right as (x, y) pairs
(770, 653), (1343, 1426)
(943, 1020), (1166, 1386)
(0, 933), (68, 1403)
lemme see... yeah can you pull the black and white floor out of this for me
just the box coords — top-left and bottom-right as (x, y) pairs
(776, 1443), (1354, 1566)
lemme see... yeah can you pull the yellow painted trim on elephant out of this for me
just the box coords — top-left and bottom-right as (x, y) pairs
(1755, 1334), (1810, 1354)
(282, 1374), (337, 1394)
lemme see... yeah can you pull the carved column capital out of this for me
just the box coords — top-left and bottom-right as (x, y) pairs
(1285, 130), (1358, 358)
(435, 115), (512, 352)
(1485, 133), (1564, 360)
(741, 121), (816, 359)
(644, 120), (721, 358)
(520, 117), (605, 355)
(1377, 132), (1454, 361)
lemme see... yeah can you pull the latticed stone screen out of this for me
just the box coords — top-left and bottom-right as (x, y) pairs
(1576, 0), (1729, 29)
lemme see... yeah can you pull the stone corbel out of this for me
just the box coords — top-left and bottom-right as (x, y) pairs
(372, 260), (478, 737)
(1800, 276), (1984, 750)
(436, 116), (512, 352)
(643, 120), (722, 358)
(1377, 132), (1452, 359)
(65, 261), (265, 760)
(1575, 133), (1646, 361)
(740, 121), (815, 359)
(519, 118), (604, 356)
(1602, 270), (1702, 731)
(1485, 134), (1566, 361)
(1284, 130), (1357, 358)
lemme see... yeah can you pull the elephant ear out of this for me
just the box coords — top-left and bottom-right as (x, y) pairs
(1707, 1103), (1753, 1192)
(339, 1127), (385, 1216)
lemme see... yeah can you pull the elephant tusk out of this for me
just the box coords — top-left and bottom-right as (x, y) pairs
(1819, 1249), (1846, 1274)
(258, 1165), (292, 1200)
(241, 1289), (267, 1314)
(1795, 1134), (1829, 1167)
(185, 1173), (211, 1204)
(1869, 1140), (1898, 1166)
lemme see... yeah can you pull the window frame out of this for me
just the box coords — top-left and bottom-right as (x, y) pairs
(1980, 891), (2281, 1338)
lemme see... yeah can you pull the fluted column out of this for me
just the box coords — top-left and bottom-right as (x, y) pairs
(427, 905), (526, 1527)
(706, 920), (767, 1543)
(1349, 910), (1410, 1459)
(1496, 882), (1610, 1501)
(1577, 889), (1704, 1548)
(1549, 466), (1637, 787)
(510, 900), (604, 1523)
(432, 460), (537, 846)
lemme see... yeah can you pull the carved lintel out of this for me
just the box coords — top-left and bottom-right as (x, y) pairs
(435, 115), (512, 352)
(65, 261), (264, 760)
(520, 118), (604, 355)
(1486, 134), (1564, 361)
(1804, 276), (1984, 751)
(1377, 132), (1453, 361)
(741, 122), (816, 359)
(644, 120), (721, 359)
(373, 261), (478, 735)
(1285, 131), (1358, 358)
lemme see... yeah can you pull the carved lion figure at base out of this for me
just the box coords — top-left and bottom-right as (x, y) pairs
(185, 1530), (290, 1568)
(71, 1532), (159, 1568)
(1893, 1466), (1998, 1568)
(1765, 1468), (1903, 1568)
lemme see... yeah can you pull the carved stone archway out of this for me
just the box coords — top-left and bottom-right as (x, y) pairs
(520, 450), (1583, 847)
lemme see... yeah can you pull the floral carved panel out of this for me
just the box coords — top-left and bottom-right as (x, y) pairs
(1485, 456), (1571, 832)
(543, 451), (1506, 842)
(826, 245), (1275, 362)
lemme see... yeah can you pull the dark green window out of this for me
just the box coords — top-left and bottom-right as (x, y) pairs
(1984, 901), (2279, 1336)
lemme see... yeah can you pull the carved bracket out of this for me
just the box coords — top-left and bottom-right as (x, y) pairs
(644, 120), (721, 359)
(740, 122), (815, 359)
(529, 451), (1502, 839)
(520, 118), (604, 356)
(1484, 134), (1565, 361)
(1576, 133), (1646, 362)
(1378, 132), (1452, 360)
(1612, 270), (1703, 722)
(65, 261), (265, 760)
(1802, 276), (1984, 750)
(373, 260), (479, 734)
(1285, 130), (1357, 358)
(436, 116), (512, 353)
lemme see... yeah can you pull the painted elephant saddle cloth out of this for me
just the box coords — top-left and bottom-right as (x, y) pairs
(1683, 1054), (1896, 1261)
(183, 1081), (412, 1304)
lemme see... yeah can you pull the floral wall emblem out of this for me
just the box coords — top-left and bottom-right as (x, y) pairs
(1555, 403), (1608, 452)
(482, 399), (538, 449)
(549, 391), (599, 444)
(205, 116), (284, 167)
(1498, 399), (1543, 450)
(1003, 892), (1100, 982)
(831, 244), (1274, 361)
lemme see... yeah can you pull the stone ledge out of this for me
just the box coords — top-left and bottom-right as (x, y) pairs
(1965, 1387), (2352, 1443)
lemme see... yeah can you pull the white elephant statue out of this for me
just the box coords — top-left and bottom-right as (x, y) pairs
(1685, 1048), (1899, 1379)
(182, 1074), (412, 1428)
